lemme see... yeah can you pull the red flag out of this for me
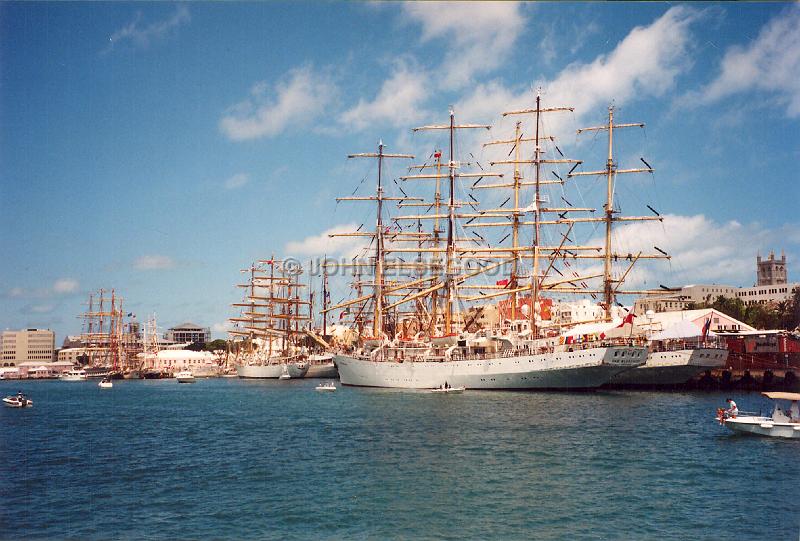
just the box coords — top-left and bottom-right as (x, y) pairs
(434, 150), (442, 159)
(496, 279), (509, 286)
(701, 317), (711, 340)
(616, 312), (635, 328)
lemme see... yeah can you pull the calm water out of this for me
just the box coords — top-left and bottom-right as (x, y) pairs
(1, 379), (798, 540)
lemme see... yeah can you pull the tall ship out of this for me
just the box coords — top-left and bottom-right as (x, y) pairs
(325, 97), (676, 389)
(63, 288), (141, 378)
(229, 259), (310, 378)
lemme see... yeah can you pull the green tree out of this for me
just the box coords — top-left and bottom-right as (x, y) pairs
(205, 339), (229, 352)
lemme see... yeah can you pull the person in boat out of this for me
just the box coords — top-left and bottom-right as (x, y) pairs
(724, 398), (738, 419)
(16, 391), (27, 406)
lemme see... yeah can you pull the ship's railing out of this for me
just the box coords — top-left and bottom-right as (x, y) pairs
(649, 337), (726, 353)
(360, 339), (646, 363)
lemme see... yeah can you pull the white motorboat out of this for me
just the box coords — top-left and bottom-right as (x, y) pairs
(431, 384), (465, 394)
(176, 371), (195, 383)
(60, 368), (88, 381)
(3, 394), (33, 408)
(98, 378), (113, 389)
(315, 382), (337, 392)
(717, 392), (800, 439)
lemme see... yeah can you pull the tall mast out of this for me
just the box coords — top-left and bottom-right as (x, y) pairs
(339, 141), (414, 339)
(445, 110), (456, 333)
(510, 121), (522, 321)
(483, 91), (576, 334)
(570, 105), (667, 320)
(531, 94), (542, 333)
(322, 257), (328, 337)
(411, 108), (492, 334)
(375, 141), (385, 339)
(604, 107), (615, 321)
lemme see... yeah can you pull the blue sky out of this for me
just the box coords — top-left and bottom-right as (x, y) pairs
(2, 2), (799, 343)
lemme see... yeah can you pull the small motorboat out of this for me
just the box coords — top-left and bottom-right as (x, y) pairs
(717, 392), (800, 439)
(3, 394), (33, 408)
(98, 378), (113, 389)
(176, 371), (195, 383)
(315, 382), (337, 392)
(431, 384), (465, 394)
(279, 366), (291, 380)
(60, 368), (88, 381)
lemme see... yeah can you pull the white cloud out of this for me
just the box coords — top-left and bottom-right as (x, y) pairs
(30, 304), (55, 314)
(104, 5), (190, 53)
(339, 62), (429, 130)
(219, 66), (337, 141)
(8, 287), (25, 298)
(693, 5), (800, 117)
(403, 2), (525, 89)
(596, 214), (797, 289)
(285, 223), (369, 259)
(212, 321), (232, 334)
(456, 6), (700, 137)
(134, 255), (176, 270)
(224, 173), (249, 190)
(53, 279), (79, 294)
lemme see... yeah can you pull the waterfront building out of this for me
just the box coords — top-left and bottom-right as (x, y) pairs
(16, 360), (74, 378)
(1, 328), (55, 367)
(634, 251), (799, 314)
(141, 349), (220, 376)
(165, 322), (210, 345)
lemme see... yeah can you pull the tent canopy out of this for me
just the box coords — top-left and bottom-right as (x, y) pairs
(650, 320), (714, 340)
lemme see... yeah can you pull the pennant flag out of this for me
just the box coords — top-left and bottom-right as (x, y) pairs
(496, 279), (509, 286)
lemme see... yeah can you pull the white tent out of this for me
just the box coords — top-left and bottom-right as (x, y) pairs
(650, 319), (715, 340)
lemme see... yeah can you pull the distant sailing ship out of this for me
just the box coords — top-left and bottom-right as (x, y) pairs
(325, 96), (680, 389)
(229, 259), (310, 378)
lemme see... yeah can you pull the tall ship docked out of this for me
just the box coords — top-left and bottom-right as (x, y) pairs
(229, 259), (310, 379)
(324, 96), (680, 389)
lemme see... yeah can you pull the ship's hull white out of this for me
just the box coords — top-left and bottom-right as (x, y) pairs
(305, 362), (339, 379)
(608, 348), (728, 386)
(335, 346), (646, 390)
(236, 362), (309, 379)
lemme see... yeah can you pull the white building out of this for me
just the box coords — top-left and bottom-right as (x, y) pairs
(552, 299), (628, 325)
(165, 322), (210, 345)
(2, 329), (55, 367)
(634, 251), (798, 314)
(141, 349), (220, 376)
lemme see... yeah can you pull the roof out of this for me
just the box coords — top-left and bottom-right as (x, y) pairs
(169, 323), (208, 331)
(651, 320), (712, 340)
(155, 350), (215, 361)
(643, 309), (755, 332)
(762, 392), (800, 401)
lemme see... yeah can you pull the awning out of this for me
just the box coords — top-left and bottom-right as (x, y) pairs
(762, 392), (800, 401)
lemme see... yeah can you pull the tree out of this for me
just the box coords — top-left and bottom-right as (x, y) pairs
(205, 339), (228, 352)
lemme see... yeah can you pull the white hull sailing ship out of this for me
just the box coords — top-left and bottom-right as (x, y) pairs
(230, 259), (311, 379)
(335, 346), (644, 389)
(323, 98), (673, 390)
(610, 345), (728, 386)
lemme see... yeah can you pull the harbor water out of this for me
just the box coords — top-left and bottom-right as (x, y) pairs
(1, 379), (798, 540)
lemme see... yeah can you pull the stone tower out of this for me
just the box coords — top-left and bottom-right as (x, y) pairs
(756, 250), (787, 286)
